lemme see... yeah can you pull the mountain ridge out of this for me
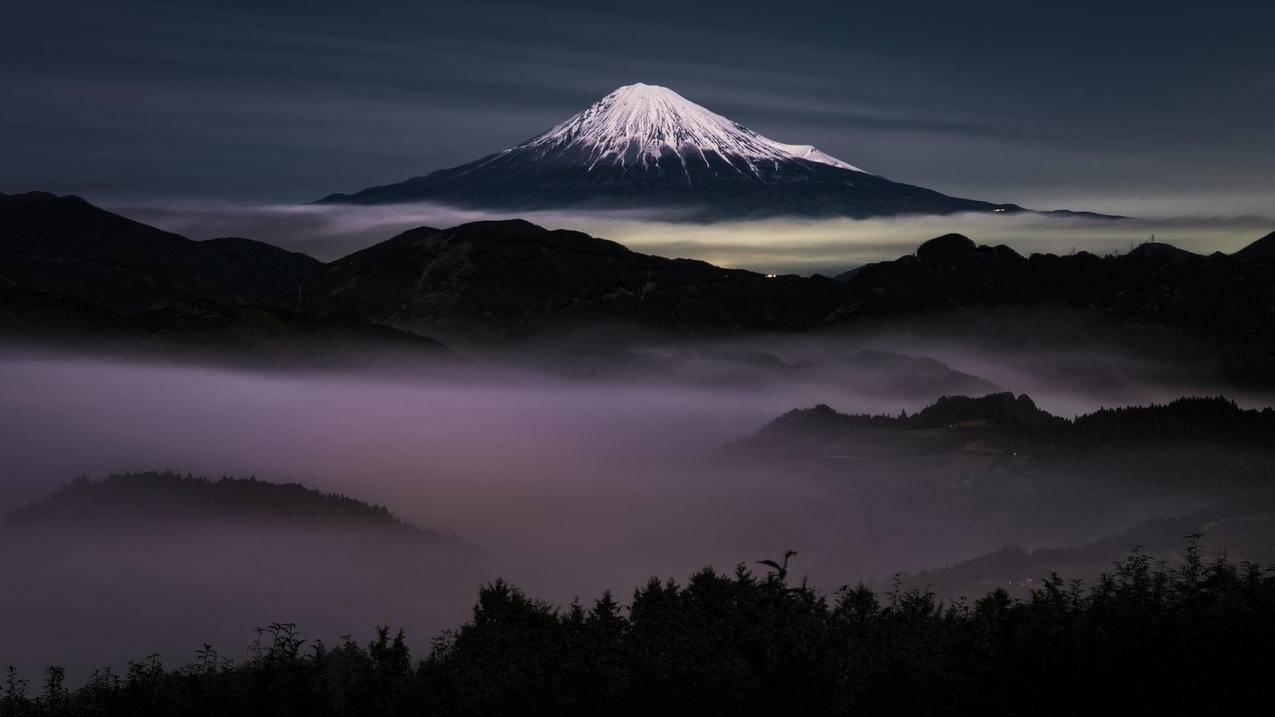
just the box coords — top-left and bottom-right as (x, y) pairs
(3, 192), (1274, 381)
(0, 191), (455, 364)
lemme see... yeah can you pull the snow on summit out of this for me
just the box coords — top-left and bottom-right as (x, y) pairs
(516, 83), (866, 173)
(319, 82), (1027, 217)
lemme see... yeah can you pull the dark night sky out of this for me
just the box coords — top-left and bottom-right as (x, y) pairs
(3, 0), (1273, 215)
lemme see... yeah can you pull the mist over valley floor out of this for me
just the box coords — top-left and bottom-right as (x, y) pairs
(3, 330), (1274, 680)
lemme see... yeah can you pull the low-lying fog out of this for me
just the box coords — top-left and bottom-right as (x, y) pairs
(112, 200), (1274, 274)
(1, 337), (1270, 679)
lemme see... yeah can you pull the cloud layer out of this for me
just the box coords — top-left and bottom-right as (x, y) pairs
(113, 200), (1275, 275)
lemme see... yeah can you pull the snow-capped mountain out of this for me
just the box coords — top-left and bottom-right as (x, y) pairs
(318, 83), (1022, 218)
(513, 83), (865, 175)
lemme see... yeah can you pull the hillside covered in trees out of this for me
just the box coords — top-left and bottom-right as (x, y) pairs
(6, 471), (439, 538)
(734, 393), (1275, 489)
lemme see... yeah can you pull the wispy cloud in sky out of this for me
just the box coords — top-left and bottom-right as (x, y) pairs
(4, 0), (1273, 213)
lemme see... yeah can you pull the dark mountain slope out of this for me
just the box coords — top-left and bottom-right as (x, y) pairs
(305, 221), (1275, 378)
(3, 193), (1273, 379)
(0, 193), (457, 364)
(1235, 230), (1275, 260)
(0, 284), (453, 365)
(307, 219), (852, 342)
(835, 233), (1275, 378)
(0, 192), (320, 313)
(193, 235), (321, 305)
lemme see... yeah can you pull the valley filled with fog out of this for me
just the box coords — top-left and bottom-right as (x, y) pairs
(4, 331), (1270, 679)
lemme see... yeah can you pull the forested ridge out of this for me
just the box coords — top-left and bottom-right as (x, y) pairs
(741, 394), (1275, 488)
(6, 471), (427, 534)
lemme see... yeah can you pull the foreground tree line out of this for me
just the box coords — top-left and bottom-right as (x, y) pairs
(4, 543), (1273, 716)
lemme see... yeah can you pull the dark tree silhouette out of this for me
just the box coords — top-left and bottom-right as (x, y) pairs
(3, 541), (1273, 716)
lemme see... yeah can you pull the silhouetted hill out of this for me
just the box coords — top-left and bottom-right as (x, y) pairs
(743, 394), (1275, 453)
(738, 392), (1066, 454)
(0, 192), (318, 312)
(908, 392), (1064, 433)
(305, 219), (850, 342)
(5, 193), (1275, 381)
(0, 193), (455, 363)
(305, 221), (1275, 378)
(194, 235), (322, 303)
(7, 471), (450, 540)
(1235, 230), (1275, 260)
(1127, 240), (1198, 260)
(916, 232), (978, 262)
(834, 234), (1275, 381)
(732, 394), (1275, 491)
(307, 221), (1275, 380)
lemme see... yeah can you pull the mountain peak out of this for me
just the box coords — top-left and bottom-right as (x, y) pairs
(917, 233), (977, 263)
(316, 84), (1041, 218)
(1128, 241), (1198, 260)
(448, 218), (547, 236)
(608, 81), (675, 97)
(520, 83), (864, 174)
